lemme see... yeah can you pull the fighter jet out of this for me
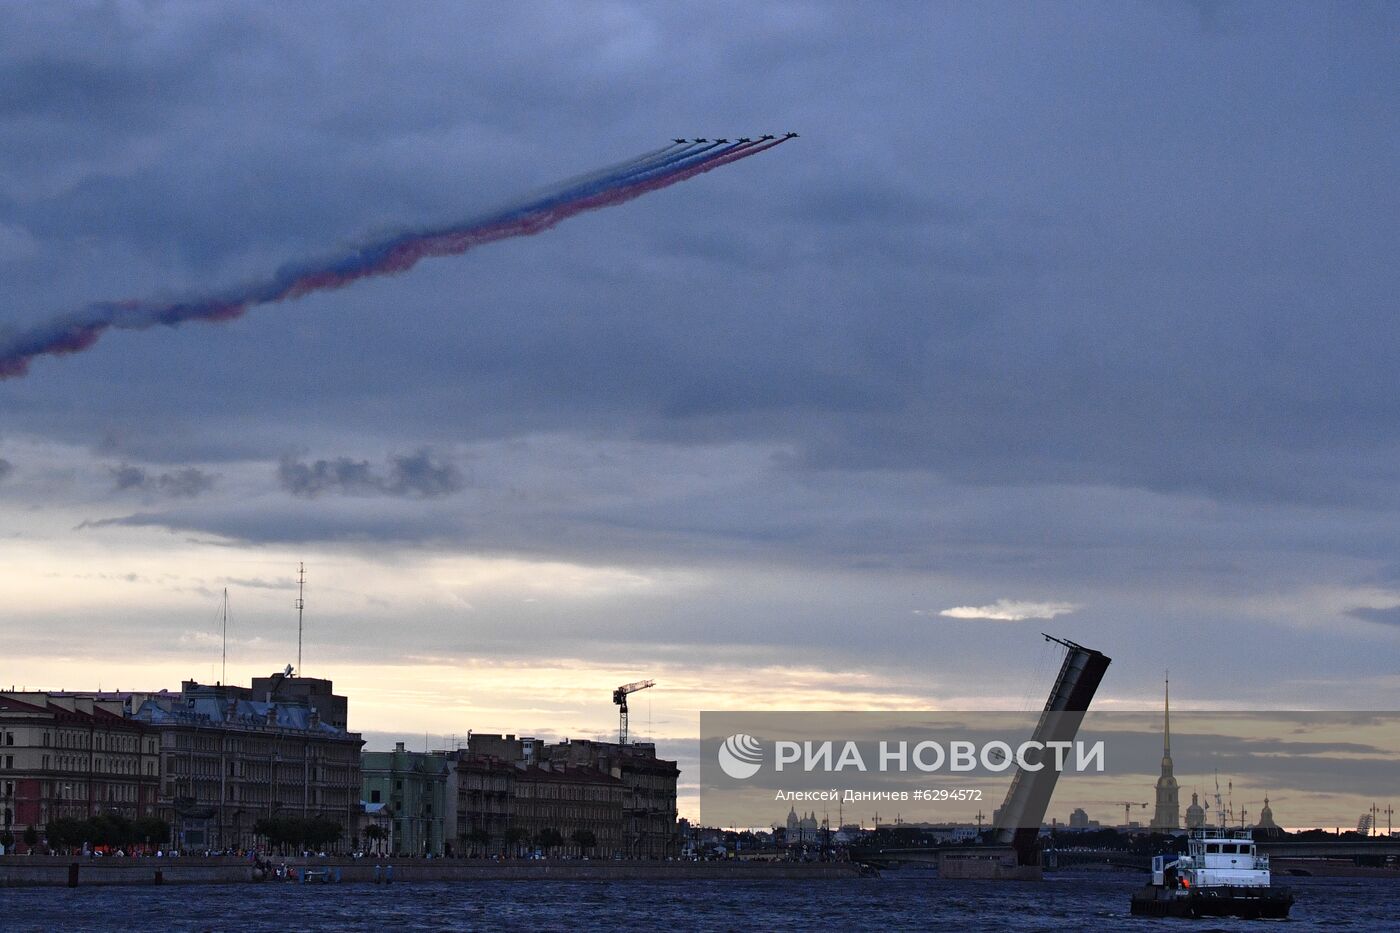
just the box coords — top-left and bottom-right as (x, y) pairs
(715, 138), (730, 143)
(784, 132), (799, 138)
(692, 138), (708, 143)
(760, 134), (775, 140)
(673, 138), (688, 144)
(737, 137), (752, 143)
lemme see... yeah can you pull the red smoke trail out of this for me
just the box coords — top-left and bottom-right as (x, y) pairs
(0, 139), (789, 379)
(271, 144), (755, 302)
(401, 140), (786, 268)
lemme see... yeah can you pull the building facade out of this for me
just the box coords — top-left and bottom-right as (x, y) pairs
(542, 739), (679, 857)
(361, 743), (451, 856)
(0, 693), (160, 843)
(449, 736), (674, 858)
(129, 675), (363, 851)
(511, 763), (625, 856)
(452, 753), (516, 854)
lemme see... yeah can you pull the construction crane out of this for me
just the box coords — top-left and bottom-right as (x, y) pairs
(1097, 795), (1142, 823)
(1083, 801), (1150, 827)
(613, 679), (655, 744)
(1122, 802), (1150, 827)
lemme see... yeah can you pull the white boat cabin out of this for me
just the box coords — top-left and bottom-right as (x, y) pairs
(1153, 830), (1270, 889)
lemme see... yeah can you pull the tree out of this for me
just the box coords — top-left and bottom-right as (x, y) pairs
(253, 817), (278, 852)
(570, 828), (596, 857)
(253, 816), (340, 853)
(466, 827), (492, 857)
(255, 817), (300, 853)
(79, 813), (135, 849)
(22, 825), (38, 852)
(133, 816), (169, 848)
(362, 824), (387, 855)
(503, 826), (530, 857)
(536, 827), (564, 857)
(305, 818), (343, 851)
(46, 817), (86, 852)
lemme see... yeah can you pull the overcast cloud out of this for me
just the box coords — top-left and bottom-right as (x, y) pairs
(2, 0), (1398, 736)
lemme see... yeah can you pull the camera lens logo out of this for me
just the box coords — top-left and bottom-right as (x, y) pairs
(717, 733), (764, 779)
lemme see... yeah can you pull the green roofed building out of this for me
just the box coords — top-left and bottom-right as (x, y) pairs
(361, 742), (451, 856)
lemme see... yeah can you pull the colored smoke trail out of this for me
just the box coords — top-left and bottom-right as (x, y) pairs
(0, 137), (789, 379)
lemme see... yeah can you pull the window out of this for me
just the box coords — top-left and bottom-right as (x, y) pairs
(4, 732), (13, 746)
(1206, 844), (1220, 853)
(371, 790), (381, 803)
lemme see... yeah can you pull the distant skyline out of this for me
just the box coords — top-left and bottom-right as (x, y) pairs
(2, 3), (1398, 820)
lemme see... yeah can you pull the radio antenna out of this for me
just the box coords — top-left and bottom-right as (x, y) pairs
(221, 587), (229, 684)
(295, 562), (305, 676)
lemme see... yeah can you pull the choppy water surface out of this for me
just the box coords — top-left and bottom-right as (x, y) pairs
(2, 872), (1393, 931)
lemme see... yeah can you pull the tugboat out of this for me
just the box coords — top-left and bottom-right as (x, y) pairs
(1130, 828), (1293, 919)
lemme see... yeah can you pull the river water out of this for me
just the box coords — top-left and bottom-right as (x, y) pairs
(1, 872), (1393, 931)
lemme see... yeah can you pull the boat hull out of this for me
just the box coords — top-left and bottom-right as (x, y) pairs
(1131, 884), (1293, 919)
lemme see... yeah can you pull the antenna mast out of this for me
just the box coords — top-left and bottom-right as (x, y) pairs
(221, 587), (229, 684)
(295, 562), (305, 676)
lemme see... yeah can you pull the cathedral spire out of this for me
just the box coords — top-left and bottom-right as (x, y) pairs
(1163, 672), (1171, 759)
(1150, 671), (1180, 831)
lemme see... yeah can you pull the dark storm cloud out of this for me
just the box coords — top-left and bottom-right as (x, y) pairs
(219, 576), (297, 591)
(277, 457), (382, 498)
(278, 449), (462, 499)
(3, 1), (1400, 700)
(77, 501), (466, 546)
(387, 449), (464, 498)
(1345, 606), (1400, 628)
(109, 463), (147, 491)
(108, 463), (215, 498)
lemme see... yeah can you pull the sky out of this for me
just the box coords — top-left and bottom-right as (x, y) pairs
(1, 1), (1397, 822)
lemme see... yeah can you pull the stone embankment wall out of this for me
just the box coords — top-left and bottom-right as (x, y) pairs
(0, 855), (862, 887)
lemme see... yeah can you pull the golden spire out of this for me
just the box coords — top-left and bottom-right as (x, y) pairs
(1163, 671), (1171, 760)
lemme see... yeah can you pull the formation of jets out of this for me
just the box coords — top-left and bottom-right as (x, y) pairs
(673, 133), (798, 144)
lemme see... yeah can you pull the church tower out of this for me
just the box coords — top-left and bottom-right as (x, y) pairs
(1185, 791), (1206, 829)
(1149, 675), (1180, 831)
(1256, 795), (1282, 836)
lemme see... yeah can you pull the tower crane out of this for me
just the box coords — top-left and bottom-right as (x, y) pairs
(613, 679), (655, 744)
(1119, 802), (1150, 827)
(1082, 801), (1150, 826)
